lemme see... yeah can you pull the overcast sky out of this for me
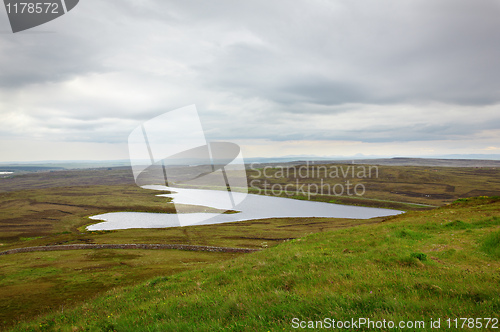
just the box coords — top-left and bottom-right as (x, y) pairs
(1, 0), (499, 162)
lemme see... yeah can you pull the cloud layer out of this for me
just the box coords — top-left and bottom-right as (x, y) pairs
(0, 0), (499, 160)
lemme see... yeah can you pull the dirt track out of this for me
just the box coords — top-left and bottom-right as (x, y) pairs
(0, 243), (260, 255)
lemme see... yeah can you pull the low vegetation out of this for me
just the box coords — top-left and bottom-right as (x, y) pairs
(8, 197), (500, 331)
(0, 166), (499, 330)
(0, 216), (381, 329)
(247, 164), (500, 208)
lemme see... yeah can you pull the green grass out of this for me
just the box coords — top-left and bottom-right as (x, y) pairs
(0, 249), (241, 329)
(0, 216), (381, 329)
(2, 166), (500, 330)
(481, 230), (500, 258)
(7, 197), (500, 331)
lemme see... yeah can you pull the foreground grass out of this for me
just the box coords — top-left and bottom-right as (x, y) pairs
(0, 217), (381, 329)
(10, 197), (500, 331)
(0, 249), (241, 329)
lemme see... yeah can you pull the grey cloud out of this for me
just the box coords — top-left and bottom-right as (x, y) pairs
(0, 32), (105, 88)
(1, 0), (500, 152)
(193, 0), (500, 107)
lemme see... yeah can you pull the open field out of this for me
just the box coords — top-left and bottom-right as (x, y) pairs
(0, 168), (134, 192)
(2, 163), (498, 249)
(0, 216), (382, 329)
(0, 167), (385, 329)
(0, 249), (240, 328)
(0, 164), (499, 330)
(246, 163), (500, 208)
(8, 196), (500, 331)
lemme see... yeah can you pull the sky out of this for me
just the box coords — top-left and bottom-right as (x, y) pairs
(0, 0), (499, 162)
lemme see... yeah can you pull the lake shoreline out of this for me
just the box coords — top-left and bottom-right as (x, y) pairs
(87, 185), (403, 231)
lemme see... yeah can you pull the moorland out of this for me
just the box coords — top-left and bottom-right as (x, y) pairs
(0, 162), (499, 330)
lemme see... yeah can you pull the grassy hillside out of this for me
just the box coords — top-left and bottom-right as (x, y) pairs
(1, 166), (499, 330)
(0, 249), (241, 329)
(9, 196), (500, 331)
(0, 216), (382, 329)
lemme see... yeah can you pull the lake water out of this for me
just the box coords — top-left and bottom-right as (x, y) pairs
(87, 185), (403, 230)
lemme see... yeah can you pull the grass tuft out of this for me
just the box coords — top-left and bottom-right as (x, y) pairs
(480, 230), (500, 258)
(410, 252), (428, 261)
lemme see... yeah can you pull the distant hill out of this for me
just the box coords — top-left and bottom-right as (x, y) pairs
(0, 165), (65, 172)
(344, 157), (500, 167)
(246, 154), (500, 164)
(249, 157), (500, 168)
(1, 156), (499, 171)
